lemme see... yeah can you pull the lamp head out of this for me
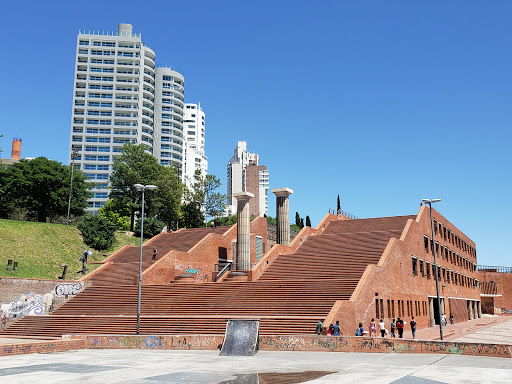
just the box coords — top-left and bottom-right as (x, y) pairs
(145, 185), (158, 191)
(134, 184), (144, 191)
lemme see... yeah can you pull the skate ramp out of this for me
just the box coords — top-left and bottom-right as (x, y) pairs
(220, 319), (260, 356)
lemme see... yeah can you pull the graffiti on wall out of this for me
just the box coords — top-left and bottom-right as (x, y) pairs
(84, 335), (223, 350)
(0, 292), (53, 319)
(54, 282), (84, 297)
(176, 265), (210, 282)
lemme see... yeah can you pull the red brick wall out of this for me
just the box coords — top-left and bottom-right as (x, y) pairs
(141, 217), (268, 284)
(246, 165), (266, 217)
(329, 206), (480, 335)
(477, 271), (512, 315)
(0, 278), (91, 304)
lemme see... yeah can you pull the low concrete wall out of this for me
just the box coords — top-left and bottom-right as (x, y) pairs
(78, 334), (224, 350)
(70, 334), (512, 358)
(0, 339), (85, 357)
(258, 335), (512, 358)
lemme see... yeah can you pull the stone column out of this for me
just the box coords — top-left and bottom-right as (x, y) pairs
(234, 192), (254, 271)
(468, 300), (474, 320)
(473, 301), (479, 319)
(429, 298), (435, 327)
(478, 301), (483, 317)
(272, 188), (294, 246)
(441, 298), (445, 315)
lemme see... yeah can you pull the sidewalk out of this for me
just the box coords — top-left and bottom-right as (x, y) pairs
(395, 315), (512, 342)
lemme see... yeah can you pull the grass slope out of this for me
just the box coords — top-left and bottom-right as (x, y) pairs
(0, 219), (140, 280)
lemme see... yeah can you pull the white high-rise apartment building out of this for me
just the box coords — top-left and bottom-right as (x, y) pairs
(226, 141), (269, 217)
(183, 103), (208, 189)
(69, 23), (205, 212)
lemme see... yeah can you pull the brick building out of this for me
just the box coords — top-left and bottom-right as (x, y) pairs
(2, 205), (483, 338)
(477, 266), (512, 315)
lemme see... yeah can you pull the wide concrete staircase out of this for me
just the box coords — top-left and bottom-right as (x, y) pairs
(1, 216), (414, 338)
(258, 215), (414, 281)
(85, 226), (231, 286)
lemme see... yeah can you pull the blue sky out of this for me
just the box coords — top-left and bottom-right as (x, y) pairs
(0, 1), (510, 266)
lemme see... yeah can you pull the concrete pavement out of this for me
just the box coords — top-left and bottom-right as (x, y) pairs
(1, 349), (512, 383)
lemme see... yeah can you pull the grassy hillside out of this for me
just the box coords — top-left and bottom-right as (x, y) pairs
(0, 219), (140, 280)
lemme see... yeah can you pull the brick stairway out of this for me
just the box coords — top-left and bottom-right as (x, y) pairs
(85, 226), (231, 286)
(258, 216), (414, 281)
(1, 216), (414, 338)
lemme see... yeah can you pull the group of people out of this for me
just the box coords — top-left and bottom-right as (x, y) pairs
(362, 317), (416, 338)
(317, 314), (455, 338)
(316, 319), (342, 336)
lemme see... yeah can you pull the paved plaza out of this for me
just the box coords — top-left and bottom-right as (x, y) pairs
(1, 348), (512, 383)
(1, 317), (512, 383)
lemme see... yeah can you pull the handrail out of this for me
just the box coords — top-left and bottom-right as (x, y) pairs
(214, 262), (232, 282)
(328, 208), (359, 220)
(478, 265), (512, 273)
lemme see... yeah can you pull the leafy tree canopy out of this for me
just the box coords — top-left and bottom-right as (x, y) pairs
(78, 215), (117, 250)
(0, 157), (89, 222)
(109, 143), (182, 231)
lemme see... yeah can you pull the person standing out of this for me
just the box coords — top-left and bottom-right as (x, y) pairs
(152, 249), (157, 262)
(450, 313), (454, 325)
(390, 319), (396, 338)
(333, 320), (341, 336)
(396, 317), (404, 338)
(316, 319), (324, 335)
(356, 323), (364, 336)
(410, 316), (417, 339)
(379, 319), (386, 337)
(369, 318), (377, 337)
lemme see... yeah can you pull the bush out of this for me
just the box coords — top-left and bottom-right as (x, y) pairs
(77, 215), (117, 250)
(134, 217), (165, 238)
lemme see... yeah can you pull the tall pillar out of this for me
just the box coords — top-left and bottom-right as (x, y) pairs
(473, 301), (479, 319)
(429, 298), (435, 327)
(272, 188), (293, 246)
(468, 300), (474, 320)
(441, 298), (445, 315)
(478, 301), (483, 317)
(233, 192), (254, 271)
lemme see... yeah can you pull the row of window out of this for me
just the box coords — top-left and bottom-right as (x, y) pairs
(433, 218), (476, 258)
(79, 49), (140, 57)
(84, 164), (109, 170)
(412, 256), (478, 288)
(375, 298), (428, 320)
(423, 236), (476, 272)
(85, 173), (109, 180)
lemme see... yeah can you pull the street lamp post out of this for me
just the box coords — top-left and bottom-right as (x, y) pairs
(66, 147), (79, 225)
(422, 198), (443, 340)
(134, 183), (158, 335)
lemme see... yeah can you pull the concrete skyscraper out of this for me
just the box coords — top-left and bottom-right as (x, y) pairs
(69, 23), (205, 212)
(227, 141), (269, 217)
(183, 103), (208, 189)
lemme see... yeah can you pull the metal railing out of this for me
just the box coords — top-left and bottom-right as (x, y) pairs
(328, 208), (359, 220)
(214, 261), (232, 282)
(477, 265), (512, 273)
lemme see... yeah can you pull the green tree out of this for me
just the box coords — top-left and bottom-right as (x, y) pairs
(295, 212), (301, 227)
(300, 218), (304, 229)
(209, 214), (237, 227)
(109, 143), (182, 231)
(184, 169), (227, 227)
(305, 215), (311, 227)
(0, 157), (89, 222)
(337, 194), (341, 212)
(98, 199), (131, 230)
(77, 215), (117, 250)
(152, 166), (183, 230)
(134, 217), (166, 238)
(180, 201), (205, 228)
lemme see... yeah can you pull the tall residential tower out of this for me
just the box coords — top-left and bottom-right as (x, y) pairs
(69, 23), (205, 212)
(227, 141), (269, 217)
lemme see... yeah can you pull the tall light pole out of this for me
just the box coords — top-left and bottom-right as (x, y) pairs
(422, 198), (443, 340)
(66, 147), (79, 225)
(134, 183), (157, 334)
